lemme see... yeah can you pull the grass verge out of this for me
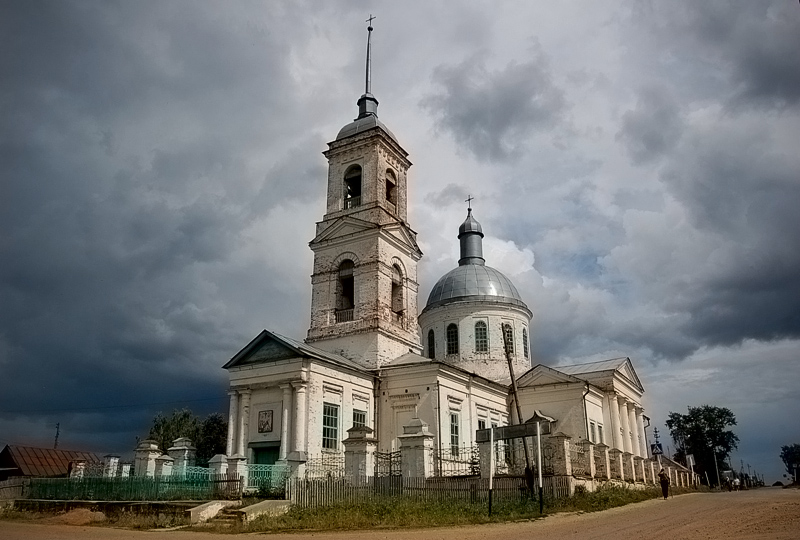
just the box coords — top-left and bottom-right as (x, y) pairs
(238, 485), (684, 533)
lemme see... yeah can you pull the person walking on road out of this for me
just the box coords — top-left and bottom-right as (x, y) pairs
(658, 468), (670, 499)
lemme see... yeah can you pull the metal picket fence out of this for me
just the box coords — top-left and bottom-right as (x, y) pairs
(25, 473), (242, 501)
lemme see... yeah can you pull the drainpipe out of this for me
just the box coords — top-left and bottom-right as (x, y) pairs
(582, 382), (591, 441)
(373, 375), (381, 450)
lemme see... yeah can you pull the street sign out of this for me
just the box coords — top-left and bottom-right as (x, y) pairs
(651, 443), (663, 455)
(476, 421), (551, 443)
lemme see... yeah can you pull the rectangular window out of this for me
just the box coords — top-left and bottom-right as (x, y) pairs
(450, 413), (459, 454)
(322, 403), (339, 450)
(353, 409), (366, 428)
(597, 424), (604, 445)
(590, 421), (597, 443)
(478, 419), (486, 431)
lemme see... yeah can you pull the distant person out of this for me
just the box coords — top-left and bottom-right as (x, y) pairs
(658, 468), (670, 499)
(733, 477), (740, 491)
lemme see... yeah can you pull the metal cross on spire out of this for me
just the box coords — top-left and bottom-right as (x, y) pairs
(365, 15), (376, 95)
(465, 195), (474, 210)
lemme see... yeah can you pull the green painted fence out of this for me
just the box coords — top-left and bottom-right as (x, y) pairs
(26, 474), (242, 501)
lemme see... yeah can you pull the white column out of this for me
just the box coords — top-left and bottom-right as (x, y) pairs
(635, 408), (647, 457)
(279, 383), (292, 461)
(627, 403), (638, 457)
(609, 394), (623, 451)
(619, 397), (632, 454)
(291, 381), (308, 454)
(237, 389), (251, 457)
(226, 391), (239, 456)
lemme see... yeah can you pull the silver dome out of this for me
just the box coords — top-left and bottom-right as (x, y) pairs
(336, 114), (399, 144)
(423, 264), (528, 313)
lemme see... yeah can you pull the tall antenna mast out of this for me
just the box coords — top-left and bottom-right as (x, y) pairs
(54, 422), (60, 449)
(365, 14), (375, 95)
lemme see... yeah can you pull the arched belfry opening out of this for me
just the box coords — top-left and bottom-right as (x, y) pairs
(391, 263), (404, 320)
(344, 165), (362, 209)
(335, 260), (355, 322)
(385, 169), (397, 207)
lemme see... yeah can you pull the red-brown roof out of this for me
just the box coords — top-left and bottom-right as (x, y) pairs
(0, 445), (101, 478)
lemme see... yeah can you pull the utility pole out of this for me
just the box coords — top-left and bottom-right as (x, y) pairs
(501, 323), (534, 496)
(53, 423), (60, 449)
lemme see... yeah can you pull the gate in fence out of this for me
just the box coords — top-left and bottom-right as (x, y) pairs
(374, 450), (401, 477)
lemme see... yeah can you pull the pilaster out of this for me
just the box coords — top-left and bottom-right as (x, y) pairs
(594, 443), (611, 480)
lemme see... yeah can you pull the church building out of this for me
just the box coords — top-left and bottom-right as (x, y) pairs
(222, 25), (650, 473)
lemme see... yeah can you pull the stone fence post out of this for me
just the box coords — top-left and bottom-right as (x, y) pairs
(103, 455), (120, 478)
(608, 448), (623, 480)
(167, 437), (196, 474)
(209, 454), (228, 476)
(227, 454), (248, 487)
(134, 439), (161, 477)
(634, 456), (645, 484)
(154, 455), (174, 477)
(579, 439), (596, 478)
(399, 418), (435, 478)
(594, 443), (610, 480)
(343, 425), (378, 478)
(548, 432), (572, 477)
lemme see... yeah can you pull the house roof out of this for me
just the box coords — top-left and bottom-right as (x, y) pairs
(554, 357), (644, 392)
(223, 329), (368, 372)
(0, 445), (101, 478)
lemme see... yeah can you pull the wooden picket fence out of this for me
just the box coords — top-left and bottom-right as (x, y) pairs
(287, 475), (572, 508)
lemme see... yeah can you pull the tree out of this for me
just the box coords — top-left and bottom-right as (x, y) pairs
(146, 408), (227, 467)
(780, 444), (800, 482)
(665, 405), (739, 486)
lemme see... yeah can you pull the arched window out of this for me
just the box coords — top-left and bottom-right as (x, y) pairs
(391, 264), (403, 316)
(335, 260), (355, 322)
(427, 329), (435, 359)
(474, 321), (488, 353)
(385, 170), (397, 206)
(522, 327), (529, 359)
(344, 165), (362, 209)
(503, 324), (514, 354)
(446, 324), (459, 355)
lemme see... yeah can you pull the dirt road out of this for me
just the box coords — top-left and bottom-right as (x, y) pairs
(1, 488), (798, 540)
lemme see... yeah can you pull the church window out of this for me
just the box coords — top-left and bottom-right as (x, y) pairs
(478, 419), (486, 431)
(344, 165), (362, 209)
(427, 329), (435, 359)
(352, 409), (366, 428)
(474, 321), (488, 353)
(598, 424), (604, 444)
(450, 413), (459, 454)
(522, 328), (529, 359)
(336, 260), (355, 320)
(385, 170), (397, 206)
(503, 324), (514, 354)
(322, 403), (339, 450)
(590, 421), (597, 443)
(391, 264), (404, 318)
(446, 324), (459, 355)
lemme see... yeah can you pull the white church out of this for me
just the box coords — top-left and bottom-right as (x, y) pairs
(221, 26), (651, 476)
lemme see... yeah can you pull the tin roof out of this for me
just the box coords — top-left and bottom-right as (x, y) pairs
(1, 445), (101, 478)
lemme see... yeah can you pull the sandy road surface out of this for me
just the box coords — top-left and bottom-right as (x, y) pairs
(1, 488), (798, 540)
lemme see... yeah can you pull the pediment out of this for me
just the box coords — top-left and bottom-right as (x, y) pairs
(379, 222), (422, 256)
(223, 330), (300, 368)
(517, 364), (584, 387)
(311, 216), (377, 245)
(615, 358), (644, 392)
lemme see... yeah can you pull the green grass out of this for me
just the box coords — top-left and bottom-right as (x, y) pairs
(240, 485), (684, 533)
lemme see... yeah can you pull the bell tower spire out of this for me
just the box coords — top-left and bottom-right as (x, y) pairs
(357, 15), (379, 119)
(307, 19), (422, 368)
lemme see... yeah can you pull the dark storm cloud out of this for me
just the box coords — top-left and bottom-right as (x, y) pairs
(422, 50), (566, 162)
(661, 129), (800, 349)
(627, 1), (800, 110)
(0, 1), (315, 451)
(617, 86), (683, 164)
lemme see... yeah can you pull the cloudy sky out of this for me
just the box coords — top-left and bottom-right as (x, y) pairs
(2, 1), (798, 482)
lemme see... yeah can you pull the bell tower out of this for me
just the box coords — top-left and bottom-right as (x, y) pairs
(306, 21), (422, 368)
